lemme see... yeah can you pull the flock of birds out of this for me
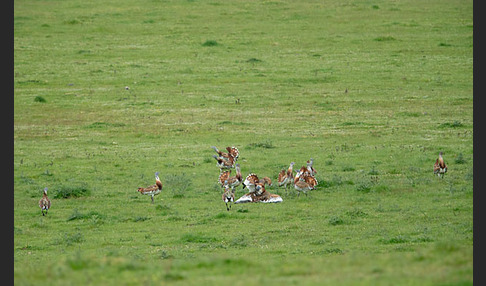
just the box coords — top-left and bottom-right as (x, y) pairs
(37, 148), (449, 214)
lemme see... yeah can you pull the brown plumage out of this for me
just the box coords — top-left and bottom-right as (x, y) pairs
(293, 171), (317, 196)
(242, 173), (259, 193)
(259, 176), (273, 187)
(213, 154), (235, 170)
(306, 158), (317, 176)
(137, 172), (163, 203)
(433, 151), (448, 178)
(222, 182), (235, 211)
(297, 158), (317, 177)
(293, 179), (314, 196)
(38, 187), (51, 216)
(278, 162), (295, 193)
(218, 164), (242, 191)
(234, 183), (283, 204)
(211, 146), (239, 160)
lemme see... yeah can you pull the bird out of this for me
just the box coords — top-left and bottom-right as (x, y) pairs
(296, 170), (318, 189)
(38, 187), (51, 216)
(212, 154), (235, 170)
(137, 172), (163, 203)
(211, 146), (239, 164)
(235, 182), (283, 204)
(217, 163), (242, 191)
(259, 176), (273, 187)
(222, 181), (235, 211)
(242, 173), (260, 193)
(306, 158), (317, 176)
(434, 151), (448, 178)
(278, 162), (295, 194)
(297, 158), (317, 177)
(293, 172), (316, 197)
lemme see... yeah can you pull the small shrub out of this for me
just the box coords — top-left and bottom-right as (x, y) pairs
(54, 185), (91, 199)
(133, 216), (150, 222)
(322, 248), (344, 254)
(34, 96), (46, 103)
(368, 166), (379, 175)
(381, 235), (409, 244)
(202, 40), (218, 47)
(181, 233), (217, 243)
(455, 153), (466, 164)
(160, 251), (174, 260)
(246, 58), (262, 63)
(63, 231), (85, 246)
(374, 36), (395, 41)
(356, 183), (372, 193)
(328, 216), (344, 226)
(246, 141), (275, 149)
(439, 121), (463, 128)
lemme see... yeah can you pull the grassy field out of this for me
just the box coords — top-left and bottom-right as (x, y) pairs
(14, 0), (473, 285)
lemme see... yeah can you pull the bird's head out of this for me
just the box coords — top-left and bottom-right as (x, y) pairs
(43, 187), (48, 195)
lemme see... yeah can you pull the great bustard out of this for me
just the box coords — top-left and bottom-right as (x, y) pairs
(38, 187), (51, 216)
(433, 151), (448, 178)
(137, 172), (163, 203)
(277, 162), (295, 194)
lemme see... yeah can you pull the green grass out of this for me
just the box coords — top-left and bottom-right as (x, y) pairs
(14, 0), (473, 285)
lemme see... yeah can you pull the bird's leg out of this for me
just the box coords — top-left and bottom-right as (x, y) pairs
(226, 203), (230, 211)
(151, 195), (154, 203)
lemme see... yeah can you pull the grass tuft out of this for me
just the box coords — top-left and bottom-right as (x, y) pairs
(202, 40), (218, 47)
(54, 185), (91, 199)
(34, 95), (46, 103)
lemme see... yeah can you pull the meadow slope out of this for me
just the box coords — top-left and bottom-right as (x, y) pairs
(14, 0), (473, 285)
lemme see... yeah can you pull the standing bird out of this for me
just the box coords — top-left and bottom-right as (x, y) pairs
(222, 181), (235, 211)
(38, 187), (51, 216)
(213, 155), (235, 170)
(211, 146), (240, 162)
(306, 158), (317, 176)
(278, 162), (295, 194)
(137, 172), (163, 203)
(293, 172), (316, 197)
(218, 163), (242, 191)
(434, 151), (448, 178)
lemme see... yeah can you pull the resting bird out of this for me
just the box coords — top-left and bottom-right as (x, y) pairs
(278, 162), (295, 193)
(259, 176), (273, 187)
(38, 187), (51, 216)
(433, 151), (448, 178)
(222, 181), (235, 211)
(137, 172), (163, 203)
(218, 163), (242, 191)
(242, 173), (260, 193)
(235, 183), (283, 204)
